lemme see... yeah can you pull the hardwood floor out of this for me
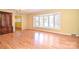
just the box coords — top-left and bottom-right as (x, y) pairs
(0, 30), (79, 49)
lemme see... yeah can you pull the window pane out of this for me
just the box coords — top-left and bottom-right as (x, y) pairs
(35, 22), (39, 27)
(33, 16), (40, 27)
(39, 16), (43, 27)
(43, 16), (49, 27)
(49, 15), (54, 28)
(54, 14), (61, 29)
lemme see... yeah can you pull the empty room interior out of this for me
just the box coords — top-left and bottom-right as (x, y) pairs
(0, 9), (79, 49)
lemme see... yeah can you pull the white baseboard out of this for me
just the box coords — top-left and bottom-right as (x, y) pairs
(27, 29), (79, 37)
(33, 29), (72, 36)
(53, 31), (72, 36)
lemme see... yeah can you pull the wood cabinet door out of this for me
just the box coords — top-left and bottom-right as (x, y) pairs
(0, 14), (2, 34)
(6, 13), (13, 33)
(0, 12), (13, 34)
(1, 13), (8, 34)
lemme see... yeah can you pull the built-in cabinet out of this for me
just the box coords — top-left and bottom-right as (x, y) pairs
(0, 11), (13, 35)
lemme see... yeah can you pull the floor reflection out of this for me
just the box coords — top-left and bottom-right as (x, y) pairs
(34, 32), (59, 48)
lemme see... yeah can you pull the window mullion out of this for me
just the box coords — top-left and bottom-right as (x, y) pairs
(48, 16), (50, 28)
(53, 14), (55, 28)
(38, 16), (40, 27)
(43, 16), (44, 28)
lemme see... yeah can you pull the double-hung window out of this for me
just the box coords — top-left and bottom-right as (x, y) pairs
(49, 15), (54, 28)
(43, 16), (49, 28)
(33, 16), (40, 27)
(54, 14), (61, 29)
(39, 16), (43, 27)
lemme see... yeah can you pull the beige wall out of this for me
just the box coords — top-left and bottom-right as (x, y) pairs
(27, 9), (79, 35)
(21, 14), (27, 30)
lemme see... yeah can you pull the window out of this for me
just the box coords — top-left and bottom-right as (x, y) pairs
(39, 16), (43, 27)
(33, 16), (40, 27)
(33, 13), (61, 30)
(54, 14), (61, 29)
(43, 16), (49, 28)
(49, 15), (54, 28)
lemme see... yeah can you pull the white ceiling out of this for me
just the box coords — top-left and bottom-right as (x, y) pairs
(0, 9), (46, 14)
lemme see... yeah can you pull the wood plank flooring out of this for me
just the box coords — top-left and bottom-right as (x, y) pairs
(0, 30), (79, 49)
